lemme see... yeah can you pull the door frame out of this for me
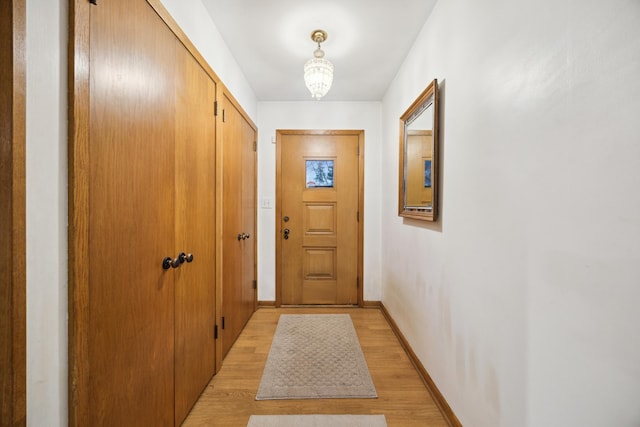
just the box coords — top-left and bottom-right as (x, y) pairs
(0, 0), (26, 423)
(275, 129), (365, 307)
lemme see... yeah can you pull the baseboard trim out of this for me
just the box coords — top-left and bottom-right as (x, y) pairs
(379, 303), (462, 427)
(362, 300), (381, 308)
(257, 300), (276, 308)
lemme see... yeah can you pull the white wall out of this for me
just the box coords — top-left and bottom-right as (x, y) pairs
(26, 1), (67, 425)
(25, 1), (256, 425)
(256, 102), (382, 302)
(159, 0), (258, 121)
(381, 0), (640, 426)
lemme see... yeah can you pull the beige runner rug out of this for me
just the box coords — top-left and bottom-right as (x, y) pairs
(247, 414), (387, 427)
(255, 314), (377, 400)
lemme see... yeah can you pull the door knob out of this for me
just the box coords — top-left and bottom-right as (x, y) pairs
(162, 257), (173, 270)
(283, 216), (290, 222)
(177, 252), (194, 263)
(168, 256), (181, 268)
(283, 228), (290, 240)
(243, 233), (250, 240)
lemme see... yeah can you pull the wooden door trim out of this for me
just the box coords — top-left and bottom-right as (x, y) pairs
(68, 1), (91, 424)
(0, 0), (26, 423)
(275, 129), (365, 307)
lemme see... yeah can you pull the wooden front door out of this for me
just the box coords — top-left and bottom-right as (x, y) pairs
(277, 130), (364, 305)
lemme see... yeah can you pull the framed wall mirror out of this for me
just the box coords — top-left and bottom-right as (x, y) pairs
(398, 79), (439, 221)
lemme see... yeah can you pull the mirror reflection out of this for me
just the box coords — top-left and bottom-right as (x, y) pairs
(398, 79), (438, 221)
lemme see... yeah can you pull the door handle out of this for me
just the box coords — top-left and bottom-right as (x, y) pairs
(283, 228), (290, 240)
(163, 252), (193, 270)
(162, 256), (182, 269)
(178, 252), (194, 263)
(237, 233), (250, 241)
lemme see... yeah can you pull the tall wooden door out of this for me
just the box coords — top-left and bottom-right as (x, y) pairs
(174, 46), (217, 425)
(220, 93), (257, 358)
(276, 130), (364, 305)
(87, 0), (176, 424)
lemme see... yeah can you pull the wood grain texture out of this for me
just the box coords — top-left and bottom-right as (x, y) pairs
(183, 308), (450, 427)
(174, 45), (217, 426)
(68, 0), (91, 424)
(87, 0), (177, 424)
(277, 130), (363, 305)
(0, 0), (26, 424)
(220, 92), (257, 359)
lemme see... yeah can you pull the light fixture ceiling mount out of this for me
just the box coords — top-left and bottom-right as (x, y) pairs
(304, 29), (334, 100)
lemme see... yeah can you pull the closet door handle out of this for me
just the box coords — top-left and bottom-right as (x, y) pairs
(170, 256), (181, 268)
(178, 252), (194, 263)
(162, 256), (182, 269)
(283, 229), (290, 240)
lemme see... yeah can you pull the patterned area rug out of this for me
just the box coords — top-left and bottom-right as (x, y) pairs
(247, 414), (387, 427)
(255, 314), (377, 400)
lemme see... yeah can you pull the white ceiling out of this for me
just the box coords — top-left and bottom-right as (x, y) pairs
(201, 0), (437, 102)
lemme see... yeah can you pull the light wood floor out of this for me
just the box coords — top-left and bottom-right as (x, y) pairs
(183, 307), (449, 427)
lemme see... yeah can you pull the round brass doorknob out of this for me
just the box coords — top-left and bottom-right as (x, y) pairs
(170, 257), (181, 268)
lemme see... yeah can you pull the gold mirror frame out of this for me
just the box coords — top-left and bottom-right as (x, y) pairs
(398, 79), (439, 221)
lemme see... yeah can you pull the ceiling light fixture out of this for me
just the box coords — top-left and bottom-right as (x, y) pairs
(304, 30), (334, 100)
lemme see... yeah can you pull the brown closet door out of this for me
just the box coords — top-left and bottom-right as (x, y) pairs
(88, 0), (176, 424)
(221, 95), (256, 358)
(240, 110), (257, 320)
(174, 46), (217, 425)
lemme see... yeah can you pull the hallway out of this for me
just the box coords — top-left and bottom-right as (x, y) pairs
(183, 308), (448, 426)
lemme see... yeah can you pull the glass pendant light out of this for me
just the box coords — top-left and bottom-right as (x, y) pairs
(304, 30), (333, 100)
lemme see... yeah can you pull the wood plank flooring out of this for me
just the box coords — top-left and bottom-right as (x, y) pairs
(183, 307), (449, 427)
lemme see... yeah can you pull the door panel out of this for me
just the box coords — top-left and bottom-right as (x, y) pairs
(278, 131), (362, 305)
(241, 111), (257, 321)
(88, 0), (175, 424)
(221, 94), (256, 358)
(174, 45), (216, 425)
